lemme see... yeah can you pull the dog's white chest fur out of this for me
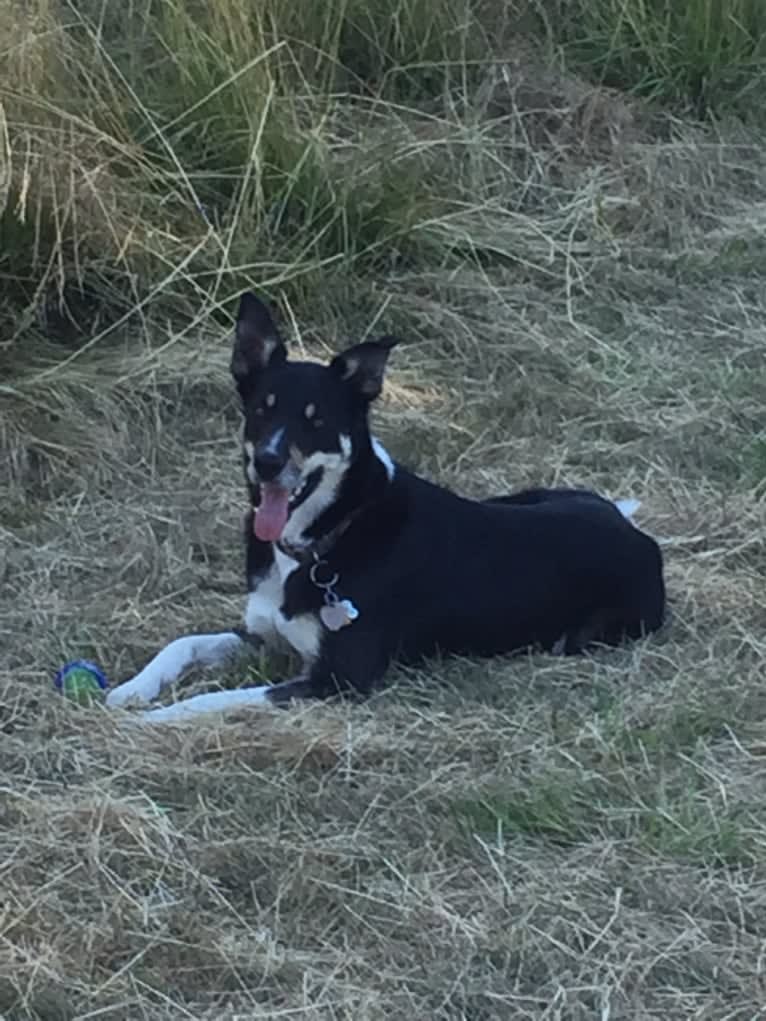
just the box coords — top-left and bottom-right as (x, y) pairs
(244, 548), (321, 663)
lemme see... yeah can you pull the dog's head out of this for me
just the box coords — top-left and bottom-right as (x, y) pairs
(231, 291), (398, 548)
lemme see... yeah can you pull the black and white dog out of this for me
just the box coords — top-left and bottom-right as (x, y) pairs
(107, 292), (666, 722)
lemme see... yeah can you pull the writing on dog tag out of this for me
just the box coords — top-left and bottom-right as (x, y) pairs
(320, 599), (359, 632)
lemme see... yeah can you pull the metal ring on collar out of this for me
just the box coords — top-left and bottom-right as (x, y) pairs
(309, 560), (339, 589)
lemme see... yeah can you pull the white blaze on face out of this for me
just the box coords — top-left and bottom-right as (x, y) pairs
(263, 427), (285, 455)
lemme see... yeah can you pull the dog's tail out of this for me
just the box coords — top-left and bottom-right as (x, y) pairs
(614, 498), (640, 521)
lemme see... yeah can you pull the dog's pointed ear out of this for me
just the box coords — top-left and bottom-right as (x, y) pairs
(230, 292), (287, 387)
(330, 335), (399, 401)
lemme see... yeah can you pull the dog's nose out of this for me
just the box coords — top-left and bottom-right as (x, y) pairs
(253, 449), (286, 482)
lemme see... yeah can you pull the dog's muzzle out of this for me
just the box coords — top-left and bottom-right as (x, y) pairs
(251, 448), (286, 482)
(251, 465), (323, 544)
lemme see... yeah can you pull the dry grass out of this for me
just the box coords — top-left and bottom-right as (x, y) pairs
(4, 4), (766, 1020)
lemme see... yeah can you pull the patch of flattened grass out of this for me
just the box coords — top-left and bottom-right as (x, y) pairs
(454, 777), (595, 848)
(609, 704), (734, 760)
(454, 783), (756, 865)
(635, 793), (752, 864)
(454, 735), (758, 867)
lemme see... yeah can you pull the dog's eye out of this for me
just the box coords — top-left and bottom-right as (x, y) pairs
(304, 402), (322, 427)
(254, 393), (276, 418)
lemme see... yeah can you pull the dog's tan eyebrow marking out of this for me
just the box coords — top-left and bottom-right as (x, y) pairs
(266, 392), (276, 407)
(304, 402), (316, 420)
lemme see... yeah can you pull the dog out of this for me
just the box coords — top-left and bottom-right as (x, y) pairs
(106, 292), (666, 722)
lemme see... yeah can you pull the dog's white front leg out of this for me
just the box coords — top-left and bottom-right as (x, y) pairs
(137, 672), (315, 724)
(106, 632), (247, 708)
(138, 684), (272, 723)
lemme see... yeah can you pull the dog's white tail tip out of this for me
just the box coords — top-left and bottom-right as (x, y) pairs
(615, 498), (641, 520)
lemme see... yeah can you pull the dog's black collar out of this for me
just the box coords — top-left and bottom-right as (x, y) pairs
(276, 509), (362, 564)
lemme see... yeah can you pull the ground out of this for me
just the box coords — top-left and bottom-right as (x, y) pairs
(3, 23), (766, 1021)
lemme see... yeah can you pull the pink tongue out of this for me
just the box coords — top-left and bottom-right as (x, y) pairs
(254, 483), (290, 542)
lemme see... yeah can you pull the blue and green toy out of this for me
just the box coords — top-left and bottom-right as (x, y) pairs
(54, 660), (109, 704)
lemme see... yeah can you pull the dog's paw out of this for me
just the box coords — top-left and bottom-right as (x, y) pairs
(105, 676), (161, 708)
